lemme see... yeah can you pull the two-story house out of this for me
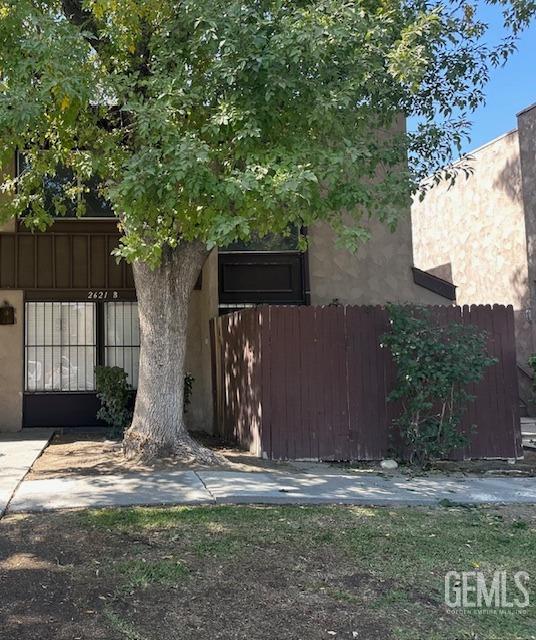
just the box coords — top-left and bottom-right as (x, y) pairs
(0, 150), (448, 433)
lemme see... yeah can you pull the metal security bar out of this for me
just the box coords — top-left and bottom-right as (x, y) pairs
(25, 302), (97, 392)
(104, 302), (140, 388)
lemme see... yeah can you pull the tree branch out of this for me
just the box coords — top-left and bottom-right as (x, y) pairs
(61, 0), (109, 53)
(61, 0), (97, 32)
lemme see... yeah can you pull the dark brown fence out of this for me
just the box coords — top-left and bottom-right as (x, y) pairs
(211, 305), (523, 461)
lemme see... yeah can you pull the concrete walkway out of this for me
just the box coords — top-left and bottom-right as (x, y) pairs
(8, 468), (536, 513)
(0, 430), (54, 516)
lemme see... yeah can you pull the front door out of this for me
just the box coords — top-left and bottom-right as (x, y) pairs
(23, 300), (139, 427)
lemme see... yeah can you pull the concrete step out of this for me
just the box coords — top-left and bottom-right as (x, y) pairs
(521, 417), (536, 436)
(521, 417), (536, 450)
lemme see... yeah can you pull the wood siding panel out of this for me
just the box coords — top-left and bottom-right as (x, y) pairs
(36, 235), (54, 288)
(72, 236), (89, 288)
(0, 235), (16, 287)
(90, 235), (107, 289)
(17, 236), (35, 288)
(107, 235), (123, 289)
(125, 263), (135, 289)
(54, 235), (71, 288)
(0, 231), (135, 293)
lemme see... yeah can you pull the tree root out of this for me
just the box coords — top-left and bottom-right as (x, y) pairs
(122, 426), (225, 465)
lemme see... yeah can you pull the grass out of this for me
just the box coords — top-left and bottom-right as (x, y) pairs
(78, 504), (536, 639)
(3, 504), (536, 640)
(117, 558), (188, 591)
(104, 610), (151, 640)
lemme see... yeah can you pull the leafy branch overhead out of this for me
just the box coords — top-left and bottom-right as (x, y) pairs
(0, 0), (534, 265)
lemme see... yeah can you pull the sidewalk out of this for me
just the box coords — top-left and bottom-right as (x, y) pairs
(0, 430), (54, 516)
(8, 467), (536, 512)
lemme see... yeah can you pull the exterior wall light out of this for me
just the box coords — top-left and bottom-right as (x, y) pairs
(0, 301), (15, 325)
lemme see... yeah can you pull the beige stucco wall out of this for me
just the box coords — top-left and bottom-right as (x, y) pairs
(411, 128), (532, 363)
(0, 290), (24, 432)
(0, 220), (15, 233)
(309, 215), (446, 306)
(185, 250), (218, 433)
(309, 113), (448, 307)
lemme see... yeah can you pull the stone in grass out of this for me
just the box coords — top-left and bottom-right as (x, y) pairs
(380, 459), (398, 470)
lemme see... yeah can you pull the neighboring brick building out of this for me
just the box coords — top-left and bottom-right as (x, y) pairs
(412, 102), (536, 412)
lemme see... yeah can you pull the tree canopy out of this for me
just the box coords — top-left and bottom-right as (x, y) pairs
(0, 0), (534, 265)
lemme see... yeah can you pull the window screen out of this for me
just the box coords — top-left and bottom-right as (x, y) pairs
(25, 302), (96, 391)
(104, 302), (140, 388)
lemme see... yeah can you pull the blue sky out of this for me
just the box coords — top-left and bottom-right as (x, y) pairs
(463, 3), (536, 153)
(408, 3), (536, 155)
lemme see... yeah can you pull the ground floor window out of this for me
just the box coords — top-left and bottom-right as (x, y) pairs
(25, 302), (96, 392)
(25, 301), (139, 392)
(104, 302), (140, 387)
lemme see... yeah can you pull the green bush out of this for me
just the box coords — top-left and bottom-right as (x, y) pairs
(95, 366), (133, 438)
(381, 305), (497, 468)
(95, 366), (196, 438)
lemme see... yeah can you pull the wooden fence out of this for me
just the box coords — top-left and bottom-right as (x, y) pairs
(210, 305), (523, 461)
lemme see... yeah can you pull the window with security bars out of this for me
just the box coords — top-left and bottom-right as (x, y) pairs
(25, 301), (141, 393)
(104, 302), (140, 388)
(25, 302), (97, 392)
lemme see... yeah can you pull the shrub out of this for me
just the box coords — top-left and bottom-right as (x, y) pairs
(95, 366), (133, 438)
(95, 366), (196, 437)
(381, 305), (497, 467)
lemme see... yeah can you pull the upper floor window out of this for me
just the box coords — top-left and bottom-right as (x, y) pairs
(222, 229), (300, 252)
(16, 151), (115, 219)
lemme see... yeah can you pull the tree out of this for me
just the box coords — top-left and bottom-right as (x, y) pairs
(0, 0), (533, 460)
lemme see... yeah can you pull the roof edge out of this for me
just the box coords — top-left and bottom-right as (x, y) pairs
(463, 127), (518, 158)
(411, 267), (457, 301)
(516, 101), (536, 117)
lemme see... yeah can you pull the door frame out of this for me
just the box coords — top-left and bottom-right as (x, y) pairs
(22, 291), (137, 428)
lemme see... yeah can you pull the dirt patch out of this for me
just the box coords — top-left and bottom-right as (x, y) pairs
(1, 504), (535, 640)
(339, 449), (536, 476)
(0, 507), (394, 640)
(27, 433), (302, 479)
(428, 450), (536, 475)
(29, 432), (536, 482)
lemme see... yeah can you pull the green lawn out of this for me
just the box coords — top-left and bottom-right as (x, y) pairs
(1, 504), (535, 639)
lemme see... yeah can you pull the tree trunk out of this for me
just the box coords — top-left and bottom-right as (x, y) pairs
(122, 241), (222, 464)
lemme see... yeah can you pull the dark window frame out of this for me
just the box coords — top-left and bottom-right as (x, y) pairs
(15, 149), (116, 219)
